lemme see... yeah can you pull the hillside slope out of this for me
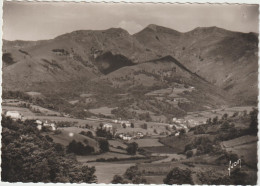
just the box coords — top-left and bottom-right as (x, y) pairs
(134, 25), (258, 105)
(2, 25), (258, 106)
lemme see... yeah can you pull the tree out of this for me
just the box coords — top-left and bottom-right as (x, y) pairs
(212, 116), (218, 125)
(141, 123), (148, 130)
(222, 113), (228, 120)
(220, 121), (230, 131)
(179, 129), (186, 136)
(122, 123), (126, 128)
(124, 166), (141, 180)
(186, 150), (193, 158)
(67, 140), (94, 155)
(132, 176), (147, 184)
(98, 139), (109, 152)
(1, 116), (97, 183)
(249, 108), (258, 135)
(206, 118), (212, 125)
(130, 123), (134, 128)
(111, 175), (127, 184)
(126, 142), (138, 155)
(163, 167), (193, 184)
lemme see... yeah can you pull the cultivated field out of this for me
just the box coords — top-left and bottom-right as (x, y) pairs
(185, 106), (254, 123)
(89, 106), (115, 116)
(128, 138), (164, 147)
(86, 162), (134, 183)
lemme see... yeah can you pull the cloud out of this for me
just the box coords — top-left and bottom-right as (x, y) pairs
(117, 20), (144, 34)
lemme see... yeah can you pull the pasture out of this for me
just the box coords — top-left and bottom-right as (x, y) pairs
(129, 138), (164, 147)
(86, 162), (134, 183)
(89, 106), (115, 116)
(185, 106), (254, 123)
(2, 105), (36, 117)
(77, 152), (144, 163)
(49, 129), (99, 151)
(221, 135), (257, 168)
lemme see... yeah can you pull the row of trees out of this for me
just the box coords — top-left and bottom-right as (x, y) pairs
(2, 116), (97, 183)
(67, 140), (94, 155)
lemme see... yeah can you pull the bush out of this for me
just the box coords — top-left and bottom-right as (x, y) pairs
(126, 142), (138, 155)
(1, 116), (96, 183)
(67, 140), (94, 155)
(163, 167), (193, 184)
(186, 150), (193, 158)
(98, 139), (109, 152)
(111, 175), (127, 184)
(124, 166), (141, 180)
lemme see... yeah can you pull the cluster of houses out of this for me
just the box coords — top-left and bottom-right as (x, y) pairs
(35, 119), (57, 131)
(5, 111), (24, 120)
(117, 132), (144, 141)
(112, 119), (131, 127)
(172, 117), (203, 127)
(4, 110), (57, 131)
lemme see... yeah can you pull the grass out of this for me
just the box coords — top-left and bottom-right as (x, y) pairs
(86, 162), (134, 183)
(128, 138), (164, 147)
(159, 135), (194, 153)
(142, 146), (177, 154)
(2, 105), (36, 117)
(89, 106), (115, 116)
(108, 140), (127, 148)
(49, 129), (99, 151)
(76, 151), (144, 163)
(185, 106), (254, 123)
(61, 126), (95, 135)
(221, 135), (257, 168)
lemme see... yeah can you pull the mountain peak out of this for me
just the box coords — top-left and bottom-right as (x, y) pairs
(186, 26), (232, 36)
(146, 24), (159, 31)
(138, 24), (181, 36)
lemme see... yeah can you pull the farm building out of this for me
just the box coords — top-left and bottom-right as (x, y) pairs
(39, 120), (57, 131)
(5, 111), (22, 120)
(103, 123), (113, 131)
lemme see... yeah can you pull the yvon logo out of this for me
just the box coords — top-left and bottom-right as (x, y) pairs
(228, 159), (241, 176)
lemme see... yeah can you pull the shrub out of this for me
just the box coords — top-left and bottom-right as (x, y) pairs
(163, 167), (193, 184)
(186, 150), (193, 158)
(98, 139), (109, 152)
(126, 142), (138, 155)
(111, 175), (127, 184)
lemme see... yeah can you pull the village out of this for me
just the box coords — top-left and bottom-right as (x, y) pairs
(3, 104), (195, 141)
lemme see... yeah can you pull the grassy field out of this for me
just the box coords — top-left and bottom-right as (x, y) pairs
(77, 152), (144, 163)
(86, 162), (134, 183)
(142, 146), (177, 154)
(185, 106), (254, 123)
(129, 138), (164, 147)
(151, 153), (186, 163)
(49, 129), (99, 151)
(2, 105), (36, 117)
(108, 140), (128, 148)
(3, 100), (61, 116)
(61, 126), (95, 135)
(89, 106), (115, 116)
(159, 135), (194, 153)
(221, 135), (257, 168)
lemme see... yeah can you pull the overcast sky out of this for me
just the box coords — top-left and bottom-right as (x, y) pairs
(3, 2), (259, 41)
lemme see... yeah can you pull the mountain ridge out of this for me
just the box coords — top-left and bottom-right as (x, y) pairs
(2, 24), (258, 105)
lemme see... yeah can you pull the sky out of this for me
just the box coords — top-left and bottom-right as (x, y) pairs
(3, 1), (259, 41)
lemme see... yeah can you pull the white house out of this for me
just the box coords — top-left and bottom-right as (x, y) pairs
(6, 111), (22, 120)
(103, 123), (113, 131)
(122, 135), (132, 141)
(120, 120), (131, 127)
(36, 120), (43, 125)
(42, 121), (57, 131)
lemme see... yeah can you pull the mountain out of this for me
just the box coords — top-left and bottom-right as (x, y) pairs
(2, 25), (258, 106)
(134, 25), (258, 105)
